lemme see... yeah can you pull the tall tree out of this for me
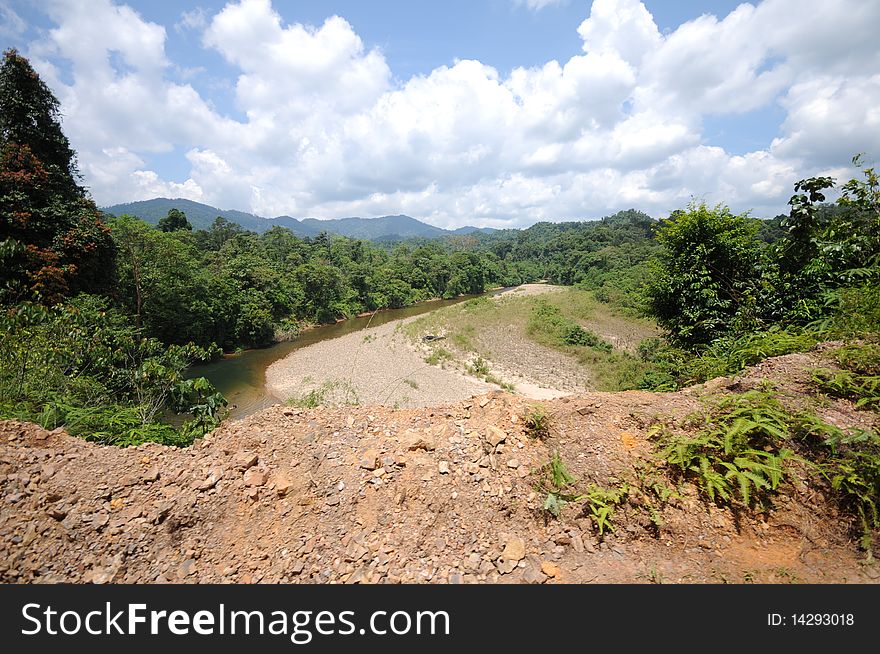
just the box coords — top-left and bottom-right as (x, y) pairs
(0, 49), (114, 304)
(647, 203), (763, 347)
(157, 208), (192, 232)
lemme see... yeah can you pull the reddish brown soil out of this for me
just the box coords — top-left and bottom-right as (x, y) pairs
(1, 350), (877, 584)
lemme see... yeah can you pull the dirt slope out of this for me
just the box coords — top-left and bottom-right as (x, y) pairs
(1, 352), (877, 584)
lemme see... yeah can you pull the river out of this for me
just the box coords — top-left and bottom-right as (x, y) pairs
(190, 293), (499, 420)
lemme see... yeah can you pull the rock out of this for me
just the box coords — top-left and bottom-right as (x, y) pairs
(91, 512), (110, 530)
(571, 532), (585, 553)
(243, 469), (267, 487)
(522, 565), (547, 584)
(143, 466), (160, 483)
(46, 507), (67, 521)
(486, 426), (507, 447)
(235, 452), (259, 471)
(479, 397), (491, 408)
(274, 471), (294, 497)
(506, 459), (520, 469)
(438, 461), (450, 474)
(541, 561), (562, 579)
(497, 537), (526, 573)
(358, 448), (380, 470)
(401, 431), (437, 452)
(196, 468), (224, 491)
(177, 559), (196, 578)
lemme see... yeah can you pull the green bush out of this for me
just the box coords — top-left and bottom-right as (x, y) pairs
(0, 296), (226, 446)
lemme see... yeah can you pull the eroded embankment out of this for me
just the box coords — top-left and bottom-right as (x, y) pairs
(1, 350), (877, 584)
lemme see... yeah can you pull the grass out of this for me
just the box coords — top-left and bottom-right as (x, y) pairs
(287, 379), (360, 408)
(406, 288), (659, 392)
(424, 347), (454, 366)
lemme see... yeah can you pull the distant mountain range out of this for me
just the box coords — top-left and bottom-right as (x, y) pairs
(101, 198), (496, 241)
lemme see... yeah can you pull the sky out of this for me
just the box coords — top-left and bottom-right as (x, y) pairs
(2, 0), (878, 228)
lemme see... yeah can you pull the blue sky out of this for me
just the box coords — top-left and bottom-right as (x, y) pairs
(2, 0), (878, 227)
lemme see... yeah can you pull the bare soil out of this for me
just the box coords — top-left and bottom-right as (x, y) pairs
(1, 349), (877, 584)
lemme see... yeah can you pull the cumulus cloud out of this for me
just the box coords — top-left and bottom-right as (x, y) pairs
(18, 0), (880, 226)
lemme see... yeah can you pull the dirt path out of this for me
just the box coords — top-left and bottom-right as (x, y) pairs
(1, 350), (875, 584)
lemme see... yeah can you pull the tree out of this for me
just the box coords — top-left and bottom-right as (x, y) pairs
(157, 208), (192, 232)
(0, 49), (80, 199)
(647, 203), (763, 347)
(0, 49), (114, 304)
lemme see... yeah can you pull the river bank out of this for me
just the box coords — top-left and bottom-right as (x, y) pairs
(265, 284), (571, 408)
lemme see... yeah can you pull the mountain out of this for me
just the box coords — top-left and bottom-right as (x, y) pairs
(100, 198), (317, 236)
(101, 198), (496, 240)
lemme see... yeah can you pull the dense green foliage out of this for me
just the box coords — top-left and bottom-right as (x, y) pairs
(470, 209), (659, 313)
(109, 216), (511, 350)
(637, 158), (880, 390)
(0, 296), (225, 446)
(0, 49), (115, 304)
(0, 51), (221, 446)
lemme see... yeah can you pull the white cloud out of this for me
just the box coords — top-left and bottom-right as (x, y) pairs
(0, 1), (25, 38)
(19, 0), (880, 226)
(175, 7), (208, 34)
(515, 0), (568, 10)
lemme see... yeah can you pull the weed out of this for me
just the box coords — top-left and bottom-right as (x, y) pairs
(538, 453), (581, 518)
(467, 356), (491, 377)
(403, 379), (419, 390)
(648, 567), (664, 584)
(812, 369), (880, 411)
(584, 482), (629, 535)
(834, 343), (880, 375)
(651, 391), (795, 507)
(523, 404), (550, 439)
(424, 347), (454, 366)
(287, 379), (359, 408)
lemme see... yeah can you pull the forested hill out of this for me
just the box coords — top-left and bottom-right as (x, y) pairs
(102, 198), (496, 240)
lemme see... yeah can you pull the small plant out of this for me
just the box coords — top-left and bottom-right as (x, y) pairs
(651, 391), (794, 507)
(403, 378), (419, 390)
(468, 356), (491, 376)
(523, 404), (550, 439)
(813, 369), (880, 411)
(834, 343), (880, 375)
(584, 482), (629, 535)
(287, 379), (360, 408)
(424, 347), (454, 366)
(538, 453), (581, 518)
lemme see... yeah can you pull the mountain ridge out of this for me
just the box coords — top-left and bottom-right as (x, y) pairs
(101, 198), (497, 240)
